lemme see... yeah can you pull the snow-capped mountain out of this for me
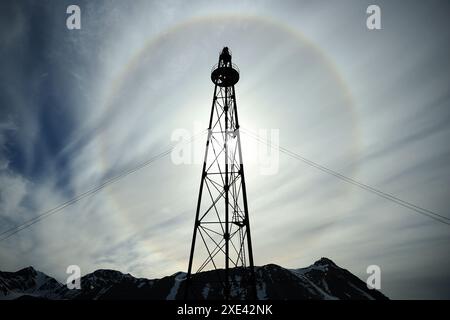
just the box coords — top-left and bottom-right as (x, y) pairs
(0, 266), (63, 300)
(0, 258), (388, 300)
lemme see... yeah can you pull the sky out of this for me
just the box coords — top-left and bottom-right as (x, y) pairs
(0, 0), (449, 299)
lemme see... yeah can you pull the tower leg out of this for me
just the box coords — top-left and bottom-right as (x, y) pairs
(232, 86), (257, 300)
(224, 86), (230, 300)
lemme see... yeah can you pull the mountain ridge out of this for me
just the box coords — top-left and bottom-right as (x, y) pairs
(0, 258), (388, 300)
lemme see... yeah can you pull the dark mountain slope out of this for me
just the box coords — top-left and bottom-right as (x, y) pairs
(0, 258), (387, 300)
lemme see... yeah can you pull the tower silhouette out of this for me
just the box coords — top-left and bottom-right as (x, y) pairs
(185, 47), (256, 300)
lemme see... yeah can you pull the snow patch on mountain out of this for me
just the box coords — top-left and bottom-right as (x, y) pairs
(166, 272), (186, 300)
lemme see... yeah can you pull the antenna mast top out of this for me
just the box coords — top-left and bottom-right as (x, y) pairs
(211, 47), (240, 87)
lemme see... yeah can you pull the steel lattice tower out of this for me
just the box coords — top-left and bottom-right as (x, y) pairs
(185, 47), (256, 300)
